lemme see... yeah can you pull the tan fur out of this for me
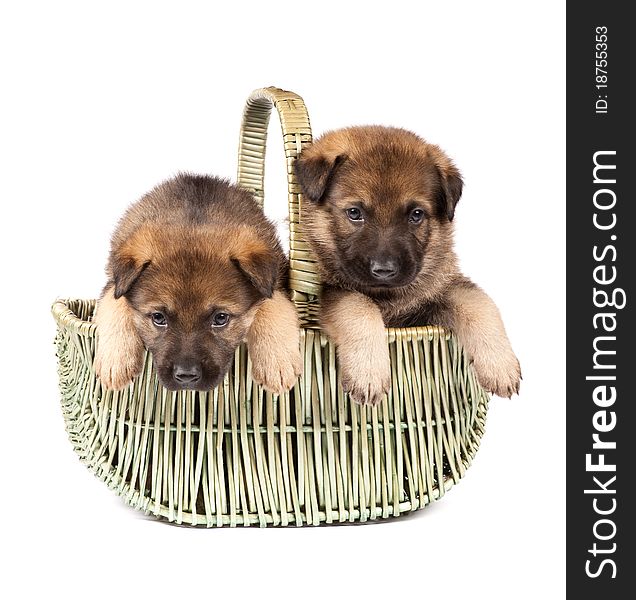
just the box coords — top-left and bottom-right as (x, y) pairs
(95, 174), (302, 393)
(442, 285), (520, 397)
(320, 288), (391, 405)
(247, 291), (302, 394)
(295, 126), (521, 402)
(93, 285), (144, 390)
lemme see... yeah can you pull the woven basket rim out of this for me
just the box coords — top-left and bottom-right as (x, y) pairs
(51, 298), (452, 342)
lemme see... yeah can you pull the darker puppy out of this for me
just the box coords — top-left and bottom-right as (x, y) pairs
(94, 173), (301, 393)
(295, 126), (520, 404)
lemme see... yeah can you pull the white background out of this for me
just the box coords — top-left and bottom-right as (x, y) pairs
(0, 2), (565, 598)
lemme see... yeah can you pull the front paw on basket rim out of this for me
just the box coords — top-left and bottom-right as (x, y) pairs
(342, 377), (390, 406)
(251, 350), (302, 395)
(94, 360), (140, 391)
(473, 356), (522, 399)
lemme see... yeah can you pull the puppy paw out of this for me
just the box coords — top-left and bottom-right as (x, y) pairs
(342, 374), (390, 406)
(247, 290), (303, 394)
(250, 340), (302, 394)
(339, 342), (391, 406)
(94, 344), (143, 390)
(93, 287), (144, 391)
(472, 348), (521, 398)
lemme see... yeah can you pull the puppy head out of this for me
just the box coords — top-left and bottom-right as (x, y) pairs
(294, 126), (462, 291)
(110, 226), (279, 391)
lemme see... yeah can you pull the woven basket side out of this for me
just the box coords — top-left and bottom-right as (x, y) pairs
(237, 87), (318, 325)
(53, 299), (488, 527)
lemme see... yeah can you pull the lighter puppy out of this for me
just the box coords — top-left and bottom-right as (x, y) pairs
(295, 126), (520, 405)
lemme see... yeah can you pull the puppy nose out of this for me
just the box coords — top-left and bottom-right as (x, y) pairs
(173, 364), (202, 385)
(370, 259), (398, 280)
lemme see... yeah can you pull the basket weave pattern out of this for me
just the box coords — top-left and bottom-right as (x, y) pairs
(52, 88), (489, 526)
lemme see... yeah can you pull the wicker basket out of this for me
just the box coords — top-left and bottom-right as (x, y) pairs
(52, 87), (489, 527)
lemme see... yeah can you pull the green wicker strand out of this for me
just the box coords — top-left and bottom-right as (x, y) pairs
(53, 298), (488, 526)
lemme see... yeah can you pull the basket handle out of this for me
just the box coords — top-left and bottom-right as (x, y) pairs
(237, 87), (320, 325)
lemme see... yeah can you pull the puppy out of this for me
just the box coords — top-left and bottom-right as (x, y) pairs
(93, 173), (301, 394)
(294, 126), (520, 404)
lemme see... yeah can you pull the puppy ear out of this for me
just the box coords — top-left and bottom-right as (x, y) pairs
(109, 228), (155, 299)
(232, 247), (279, 299)
(438, 164), (464, 221)
(432, 151), (464, 221)
(111, 255), (150, 299)
(294, 153), (346, 203)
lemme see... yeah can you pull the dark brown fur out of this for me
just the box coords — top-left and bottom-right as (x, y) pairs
(94, 174), (301, 393)
(295, 126), (520, 403)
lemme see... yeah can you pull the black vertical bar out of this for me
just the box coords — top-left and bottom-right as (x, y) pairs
(567, 2), (634, 596)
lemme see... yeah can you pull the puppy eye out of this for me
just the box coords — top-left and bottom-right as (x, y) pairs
(151, 312), (167, 327)
(346, 207), (364, 222)
(408, 208), (425, 224)
(211, 312), (230, 327)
